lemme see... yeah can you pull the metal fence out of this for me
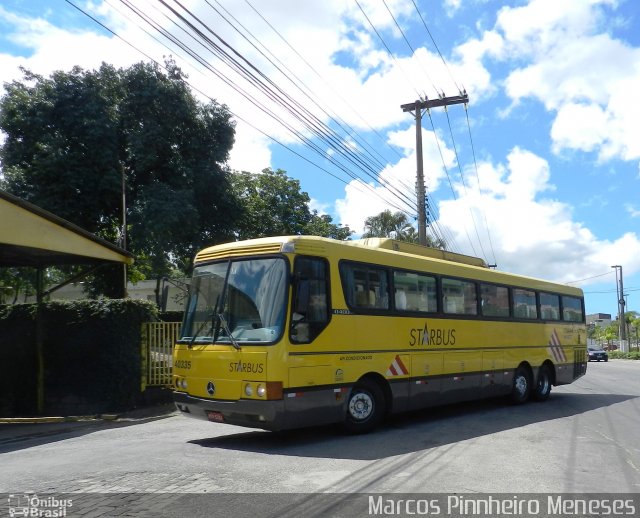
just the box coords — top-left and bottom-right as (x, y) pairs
(141, 322), (181, 389)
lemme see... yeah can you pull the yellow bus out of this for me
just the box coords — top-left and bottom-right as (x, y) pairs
(173, 236), (587, 433)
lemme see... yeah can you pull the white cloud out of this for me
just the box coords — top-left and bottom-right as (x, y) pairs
(309, 198), (331, 215)
(335, 125), (457, 233)
(0, 2), (282, 172)
(444, 0), (462, 16)
(0, 6), (135, 85)
(228, 126), (272, 173)
(435, 147), (640, 283)
(483, 0), (640, 163)
(2, 0), (640, 292)
(626, 204), (640, 218)
(550, 103), (608, 155)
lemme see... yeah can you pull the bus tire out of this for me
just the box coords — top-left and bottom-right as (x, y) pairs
(344, 379), (386, 434)
(510, 365), (531, 404)
(532, 364), (552, 402)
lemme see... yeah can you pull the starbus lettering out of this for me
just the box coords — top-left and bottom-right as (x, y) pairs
(409, 322), (456, 347)
(228, 362), (264, 374)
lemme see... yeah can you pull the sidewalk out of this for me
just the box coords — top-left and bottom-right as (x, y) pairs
(0, 403), (178, 445)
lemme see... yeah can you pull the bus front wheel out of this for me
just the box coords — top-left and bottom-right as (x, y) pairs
(532, 364), (552, 402)
(510, 365), (531, 404)
(344, 379), (385, 434)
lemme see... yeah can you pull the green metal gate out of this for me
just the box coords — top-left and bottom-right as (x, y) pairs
(141, 322), (181, 389)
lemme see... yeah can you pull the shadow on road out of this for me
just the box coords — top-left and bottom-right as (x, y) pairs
(0, 405), (178, 454)
(188, 392), (637, 460)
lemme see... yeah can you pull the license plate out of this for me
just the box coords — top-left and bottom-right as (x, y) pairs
(207, 411), (224, 422)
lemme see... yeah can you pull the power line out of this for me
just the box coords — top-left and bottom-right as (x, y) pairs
(233, 0), (420, 214)
(241, 0), (406, 167)
(566, 271), (615, 285)
(69, 0), (411, 216)
(353, 0), (423, 100)
(464, 103), (497, 266)
(442, 107), (487, 263)
(425, 109), (477, 256)
(381, 0), (438, 95)
(68, 0), (484, 247)
(408, 0), (463, 93)
(130, 0), (418, 216)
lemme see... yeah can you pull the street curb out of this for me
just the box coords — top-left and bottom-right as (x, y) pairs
(0, 405), (178, 424)
(0, 416), (100, 424)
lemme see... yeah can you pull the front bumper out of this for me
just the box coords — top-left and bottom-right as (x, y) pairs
(173, 391), (287, 431)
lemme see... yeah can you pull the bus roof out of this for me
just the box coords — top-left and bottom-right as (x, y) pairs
(350, 238), (489, 268)
(194, 235), (583, 297)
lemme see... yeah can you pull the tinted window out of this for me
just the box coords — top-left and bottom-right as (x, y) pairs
(480, 284), (510, 317)
(290, 256), (330, 343)
(442, 278), (477, 315)
(341, 263), (389, 310)
(393, 271), (437, 312)
(540, 292), (560, 320)
(563, 296), (584, 322)
(513, 289), (537, 319)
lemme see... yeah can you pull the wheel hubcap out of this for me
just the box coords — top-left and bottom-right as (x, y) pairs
(538, 375), (549, 393)
(349, 392), (373, 420)
(515, 375), (527, 396)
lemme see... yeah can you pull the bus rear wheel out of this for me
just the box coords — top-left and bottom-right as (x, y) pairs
(344, 379), (385, 434)
(510, 365), (531, 404)
(532, 364), (552, 402)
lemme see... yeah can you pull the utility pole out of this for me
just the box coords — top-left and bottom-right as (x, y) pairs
(401, 93), (469, 246)
(611, 265), (627, 351)
(121, 163), (128, 298)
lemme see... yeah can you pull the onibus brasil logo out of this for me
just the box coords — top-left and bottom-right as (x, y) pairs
(7, 493), (72, 517)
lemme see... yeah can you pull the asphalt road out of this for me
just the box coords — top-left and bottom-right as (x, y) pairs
(0, 360), (638, 516)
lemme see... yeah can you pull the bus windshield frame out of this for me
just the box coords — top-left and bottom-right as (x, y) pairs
(178, 256), (288, 346)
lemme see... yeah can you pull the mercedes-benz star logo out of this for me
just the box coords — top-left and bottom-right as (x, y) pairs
(206, 381), (215, 396)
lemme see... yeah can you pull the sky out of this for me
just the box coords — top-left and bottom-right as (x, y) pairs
(0, 0), (639, 320)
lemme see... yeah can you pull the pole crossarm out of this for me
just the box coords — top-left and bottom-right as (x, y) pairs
(401, 93), (469, 113)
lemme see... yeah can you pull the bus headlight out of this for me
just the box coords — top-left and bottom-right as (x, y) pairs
(244, 383), (253, 397)
(257, 384), (266, 397)
(180, 379), (188, 389)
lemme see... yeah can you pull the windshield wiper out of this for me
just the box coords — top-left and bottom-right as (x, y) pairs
(218, 313), (241, 351)
(188, 294), (220, 349)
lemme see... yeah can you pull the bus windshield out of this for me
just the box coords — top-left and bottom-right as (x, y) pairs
(179, 257), (288, 345)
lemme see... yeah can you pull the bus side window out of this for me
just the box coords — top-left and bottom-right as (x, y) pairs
(513, 289), (537, 319)
(442, 277), (478, 315)
(562, 296), (584, 322)
(290, 256), (330, 343)
(540, 292), (560, 320)
(341, 263), (389, 311)
(480, 284), (510, 317)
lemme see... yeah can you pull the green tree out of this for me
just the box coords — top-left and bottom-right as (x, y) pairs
(624, 311), (639, 349)
(306, 210), (353, 240)
(231, 168), (352, 240)
(0, 61), (240, 295)
(602, 323), (619, 349)
(362, 209), (445, 248)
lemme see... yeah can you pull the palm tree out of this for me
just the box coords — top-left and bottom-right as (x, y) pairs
(362, 210), (446, 249)
(362, 210), (412, 240)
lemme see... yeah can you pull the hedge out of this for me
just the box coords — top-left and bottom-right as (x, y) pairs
(608, 350), (640, 360)
(0, 299), (158, 417)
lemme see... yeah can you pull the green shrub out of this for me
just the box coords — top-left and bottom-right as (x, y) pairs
(608, 350), (640, 360)
(159, 310), (183, 323)
(0, 299), (157, 416)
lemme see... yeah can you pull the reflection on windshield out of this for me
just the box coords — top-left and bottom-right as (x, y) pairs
(179, 258), (287, 344)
